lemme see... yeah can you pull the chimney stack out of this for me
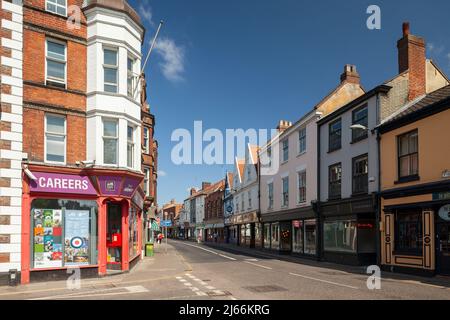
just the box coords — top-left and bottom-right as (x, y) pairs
(201, 182), (211, 190)
(276, 120), (293, 133)
(190, 188), (197, 196)
(397, 22), (426, 101)
(340, 64), (360, 84)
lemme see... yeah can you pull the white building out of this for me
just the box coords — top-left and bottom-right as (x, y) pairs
(230, 144), (260, 247)
(83, 0), (144, 171)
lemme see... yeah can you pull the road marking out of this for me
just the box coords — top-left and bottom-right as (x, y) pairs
(184, 282), (193, 287)
(219, 254), (237, 261)
(124, 286), (149, 293)
(205, 285), (216, 290)
(196, 291), (207, 296)
(230, 296), (238, 300)
(199, 282), (208, 286)
(176, 276), (182, 280)
(289, 272), (359, 290)
(245, 258), (258, 262)
(186, 274), (196, 278)
(179, 279), (187, 282)
(177, 242), (237, 261)
(244, 261), (273, 270)
(191, 287), (200, 292)
(194, 278), (203, 282)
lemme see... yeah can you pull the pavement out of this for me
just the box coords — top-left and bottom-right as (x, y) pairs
(0, 239), (450, 300)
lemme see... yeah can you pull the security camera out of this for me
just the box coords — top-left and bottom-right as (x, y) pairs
(24, 167), (37, 181)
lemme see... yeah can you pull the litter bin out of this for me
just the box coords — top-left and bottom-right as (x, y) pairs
(145, 243), (154, 257)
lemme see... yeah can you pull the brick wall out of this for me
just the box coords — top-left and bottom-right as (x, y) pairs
(22, 0), (87, 165)
(0, 0), (24, 276)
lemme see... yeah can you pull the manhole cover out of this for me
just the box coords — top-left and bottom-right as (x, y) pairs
(243, 285), (288, 293)
(206, 290), (232, 297)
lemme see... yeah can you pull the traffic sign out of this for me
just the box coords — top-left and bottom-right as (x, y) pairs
(161, 220), (172, 227)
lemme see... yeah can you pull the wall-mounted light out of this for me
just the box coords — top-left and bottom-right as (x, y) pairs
(23, 165), (37, 181)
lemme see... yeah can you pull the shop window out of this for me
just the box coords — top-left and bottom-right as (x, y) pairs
(264, 223), (271, 249)
(127, 125), (135, 168)
(46, 0), (67, 16)
(328, 118), (342, 152)
(298, 171), (306, 204)
(46, 39), (66, 87)
(352, 154), (368, 195)
(292, 221), (304, 254)
(45, 114), (66, 164)
(271, 223), (280, 250)
(282, 139), (289, 162)
(255, 223), (262, 247)
(395, 210), (423, 255)
(31, 199), (98, 269)
(282, 176), (289, 207)
(104, 48), (118, 93)
(304, 219), (316, 255)
(298, 127), (306, 154)
(103, 119), (118, 165)
(323, 219), (357, 253)
(329, 163), (342, 199)
(129, 207), (139, 259)
(352, 104), (368, 142)
(398, 130), (419, 179)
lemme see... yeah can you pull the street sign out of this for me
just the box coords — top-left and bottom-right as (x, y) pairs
(161, 220), (172, 227)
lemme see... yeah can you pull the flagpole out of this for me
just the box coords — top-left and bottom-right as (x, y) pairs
(133, 20), (164, 98)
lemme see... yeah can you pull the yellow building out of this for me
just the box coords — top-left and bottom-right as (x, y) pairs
(379, 85), (450, 275)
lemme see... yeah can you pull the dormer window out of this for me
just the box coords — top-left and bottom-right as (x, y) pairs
(46, 0), (67, 16)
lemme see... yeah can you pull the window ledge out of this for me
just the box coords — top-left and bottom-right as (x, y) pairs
(297, 151), (307, 157)
(350, 136), (368, 144)
(327, 148), (341, 154)
(394, 175), (420, 185)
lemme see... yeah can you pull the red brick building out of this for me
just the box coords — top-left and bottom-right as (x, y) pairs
(204, 179), (226, 243)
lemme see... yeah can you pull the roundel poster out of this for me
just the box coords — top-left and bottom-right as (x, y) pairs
(64, 210), (90, 266)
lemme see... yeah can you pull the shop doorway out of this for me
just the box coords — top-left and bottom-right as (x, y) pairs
(106, 203), (122, 270)
(436, 221), (450, 275)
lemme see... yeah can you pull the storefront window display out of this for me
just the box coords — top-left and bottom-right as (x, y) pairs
(31, 199), (97, 269)
(304, 219), (316, 255)
(129, 206), (139, 259)
(323, 219), (357, 253)
(271, 223), (280, 250)
(255, 223), (262, 247)
(264, 223), (271, 249)
(292, 221), (304, 254)
(280, 222), (291, 251)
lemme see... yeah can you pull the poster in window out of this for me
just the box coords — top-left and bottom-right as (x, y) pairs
(64, 210), (90, 266)
(33, 209), (63, 269)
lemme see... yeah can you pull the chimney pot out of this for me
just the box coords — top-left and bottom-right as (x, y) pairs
(276, 120), (292, 133)
(340, 64), (360, 84)
(402, 22), (410, 37)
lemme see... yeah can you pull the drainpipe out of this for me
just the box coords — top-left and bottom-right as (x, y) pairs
(316, 118), (322, 262)
(375, 93), (381, 266)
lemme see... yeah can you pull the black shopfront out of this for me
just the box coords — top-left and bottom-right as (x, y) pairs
(319, 194), (378, 266)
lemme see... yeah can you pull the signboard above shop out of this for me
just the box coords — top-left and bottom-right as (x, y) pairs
(29, 172), (97, 195)
(96, 175), (142, 198)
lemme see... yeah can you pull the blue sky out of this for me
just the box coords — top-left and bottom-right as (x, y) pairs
(128, 0), (450, 206)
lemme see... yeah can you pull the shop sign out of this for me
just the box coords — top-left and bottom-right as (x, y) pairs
(98, 176), (122, 195)
(438, 205), (450, 222)
(132, 189), (144, 209)
(121, 177), (141, 197)
(433, 192), (450, 201)
(30, 172), (97, 195)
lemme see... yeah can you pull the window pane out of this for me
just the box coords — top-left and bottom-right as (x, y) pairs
(399, 135), (409, 156)
(46, 134), (65, 162)
(46, 115), (65, 134)
(103, 121), (117, 137)
(304, 220), (316, 255)
(323, 220), (357, 253)
(104, 84), (117, 93)
(56, 0), (66, 5)
(47, 60), (65, 80)
(410, 153), (418, 175)
(127, 126), (133, 141)
(127, 143), (134, 167)
(47, 41), (65, 60)
(128, 58), (133, 71)
(47, 3), (56, 12)
(399, 156), (410, 177)
(104, 68), (117, 85)
(104, 139), (117, 164)
(56, 5), (66, 16)
(104, 49), (117, 66)
(409, 132), (418, 153)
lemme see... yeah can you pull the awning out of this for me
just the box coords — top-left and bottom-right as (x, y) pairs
(151, 221), (160, 231)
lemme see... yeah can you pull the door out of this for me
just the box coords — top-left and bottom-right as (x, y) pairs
(106, 204), (122, 269)
(437, 221), (450, 275)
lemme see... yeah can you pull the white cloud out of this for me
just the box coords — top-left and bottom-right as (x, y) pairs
(154, 37), (185, 82)
(138, 0), (154, 26)
(427, 43), (444, 55)
(157, 170), (167, 177)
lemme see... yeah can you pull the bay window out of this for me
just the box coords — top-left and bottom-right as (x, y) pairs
(127, 56), (136, 97)
(103, 119), (118, 165)
(104, 48), (118, 93)
(143, 127), (150, 153)
(45, 114), (66, 164)
(127, 125), (135, 168)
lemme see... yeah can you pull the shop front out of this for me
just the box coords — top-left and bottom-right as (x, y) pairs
(205, 221), (225, 243)
(230, 211), (259, 248)
(21, 165), (144, 284)
(261, 206), (318, 257)
(319, 195), (377, 266)
(381, 182), (450, 276)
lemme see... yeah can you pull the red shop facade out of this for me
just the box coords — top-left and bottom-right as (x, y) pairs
(20, 165), (145, 284)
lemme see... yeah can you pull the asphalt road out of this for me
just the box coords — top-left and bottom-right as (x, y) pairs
(1, 239), (450, 300)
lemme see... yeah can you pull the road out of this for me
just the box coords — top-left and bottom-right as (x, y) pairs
(0, 239), (450, 300)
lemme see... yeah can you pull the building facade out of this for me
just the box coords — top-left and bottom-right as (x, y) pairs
(317, 23), (449, 266)
(0, 0), (24, 285)
(160, 199), (182, 238)
(259, 65), (365, 256)
(379, 85), (450, 276)
(204, 179), (225, 243)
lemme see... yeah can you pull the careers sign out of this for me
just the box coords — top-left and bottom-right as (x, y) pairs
(30, 172), (97, 195)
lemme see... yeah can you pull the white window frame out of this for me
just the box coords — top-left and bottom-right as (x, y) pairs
(103, 47), (119, 93)
(127, 124), (135, 169)
(44, 113), (66, 164)
(282, 176), (289, 207)
(143, 168), (150, 197)
(297, 170), (307, 204)
(102, 118), (118, 165)
(127, 55), (136, 98)
(282, 139), (289, 163)
(143, 127), (150, 154)
(298, 127), (306, 155)
(45, 38), (67, 87)
(46, 0), (67, 17)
